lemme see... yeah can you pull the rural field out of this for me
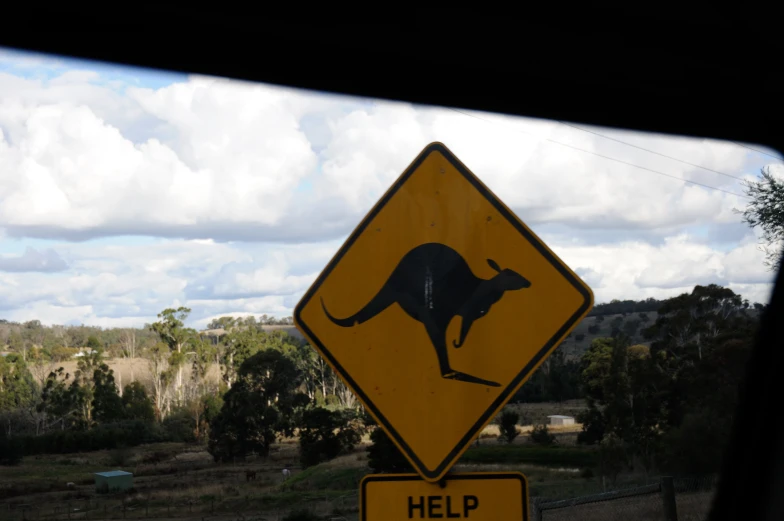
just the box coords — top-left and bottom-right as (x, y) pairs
(0, 402), (586, 520)
(0, 400), (715, 520)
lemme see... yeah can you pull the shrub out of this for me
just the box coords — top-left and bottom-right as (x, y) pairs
(658, 411), (730, 475)
(298, 407), (365, 468)
(576, 408), (605, 445)
(142, 450), (172, 464)
(529, 424), (556, 446)
(497, 410), (519, 444)
(368, 427), (413, 473)
(10, 419), (165, 458)
(161, 409), (197, 443)
(0, 436), (23, 466)
(461, 446), (597, 467)
(598, 434), (628, 484)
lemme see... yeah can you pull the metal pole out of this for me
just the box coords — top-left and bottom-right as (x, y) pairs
(661, 476), (679, 521)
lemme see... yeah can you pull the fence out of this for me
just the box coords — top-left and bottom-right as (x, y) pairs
(533, 475), (718, 521)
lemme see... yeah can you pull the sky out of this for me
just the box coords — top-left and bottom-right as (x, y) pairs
(0, 46), (781, 330)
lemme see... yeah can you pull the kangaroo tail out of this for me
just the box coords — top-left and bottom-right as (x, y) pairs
(321, 289), (395, 328)
(321, 297), (358, 327)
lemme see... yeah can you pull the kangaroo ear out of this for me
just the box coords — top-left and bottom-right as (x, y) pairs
(487, 259), (501, 272)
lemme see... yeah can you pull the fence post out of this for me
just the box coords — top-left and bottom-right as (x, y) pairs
(661, 476), (678, 521)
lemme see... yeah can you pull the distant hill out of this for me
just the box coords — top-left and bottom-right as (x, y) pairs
(587, 298), (663, 317)
(558, 306), (764, 359)
(557, 311), (659, 358)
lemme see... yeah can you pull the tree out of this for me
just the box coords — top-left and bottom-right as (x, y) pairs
(39, 368), (90, 432)
(119, 330), (138, 382)
(26, 347), (55, 389)
(149, 307), (195, 405)
(86, 335), (102, 350)
(92, 363), (123, 423)
(367, 427), (413, 473)
(739, 165), (784, 271)
(208, 349), (308, 461)
(298, 407), (365, 467)
(497, 410), (519, 443)
(220, 327), (267, 387)
(121, 382), (156, 422)
(576, 336), (666, 473)
(147, 342), (174, 421)
(529, 424), (556, 445)
(0, 355), (37, 436)
(598, 433), (628, 487)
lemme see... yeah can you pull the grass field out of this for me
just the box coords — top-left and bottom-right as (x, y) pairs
(1, 414), (717, 521)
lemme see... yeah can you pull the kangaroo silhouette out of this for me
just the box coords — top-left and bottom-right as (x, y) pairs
(321, 242), (531, 387)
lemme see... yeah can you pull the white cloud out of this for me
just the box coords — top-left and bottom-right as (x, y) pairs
(0, 247), (67, 272)
(0, 57), (779, 327)
(0, 67), (769, 243)
(548, 233), (775, 305)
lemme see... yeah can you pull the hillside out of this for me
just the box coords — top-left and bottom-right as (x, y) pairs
(557, 311), (659, 358)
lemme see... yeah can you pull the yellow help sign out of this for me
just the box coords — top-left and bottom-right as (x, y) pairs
(295, 142), (593, 481)
(360, 472), (529, 521)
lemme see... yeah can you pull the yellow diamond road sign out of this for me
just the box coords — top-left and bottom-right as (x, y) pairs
(294, 142), (593, 482)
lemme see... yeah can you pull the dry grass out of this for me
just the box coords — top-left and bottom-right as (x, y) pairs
(478, 403), (585, 446)
(540, 489), (715, 521)
(54, 358), (223, 389)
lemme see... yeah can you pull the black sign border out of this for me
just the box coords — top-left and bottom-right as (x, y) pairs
(294, 142), (593, 481)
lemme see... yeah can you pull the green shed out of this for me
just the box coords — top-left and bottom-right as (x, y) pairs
(94, 470), (133, 493)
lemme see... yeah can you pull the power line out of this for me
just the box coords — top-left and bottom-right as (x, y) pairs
(730, 141), (783, 160)
(557, 121), (745, 181)
(447, 108), (750, 199)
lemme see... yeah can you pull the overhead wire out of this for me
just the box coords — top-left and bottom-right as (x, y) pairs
(556, 121), (745, 182)
(730, 141), (783, 160)
(447, 107), (750, 199)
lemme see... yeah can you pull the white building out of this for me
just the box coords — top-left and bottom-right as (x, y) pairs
(547, 415), (575, 426)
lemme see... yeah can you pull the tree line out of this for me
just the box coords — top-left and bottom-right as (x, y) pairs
(0, 283), (763, 477)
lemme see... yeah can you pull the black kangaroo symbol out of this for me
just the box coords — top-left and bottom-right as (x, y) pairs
(321, 242), (532, 387)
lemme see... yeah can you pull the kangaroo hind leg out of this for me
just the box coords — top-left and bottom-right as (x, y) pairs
(422, 317), (501, 387)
